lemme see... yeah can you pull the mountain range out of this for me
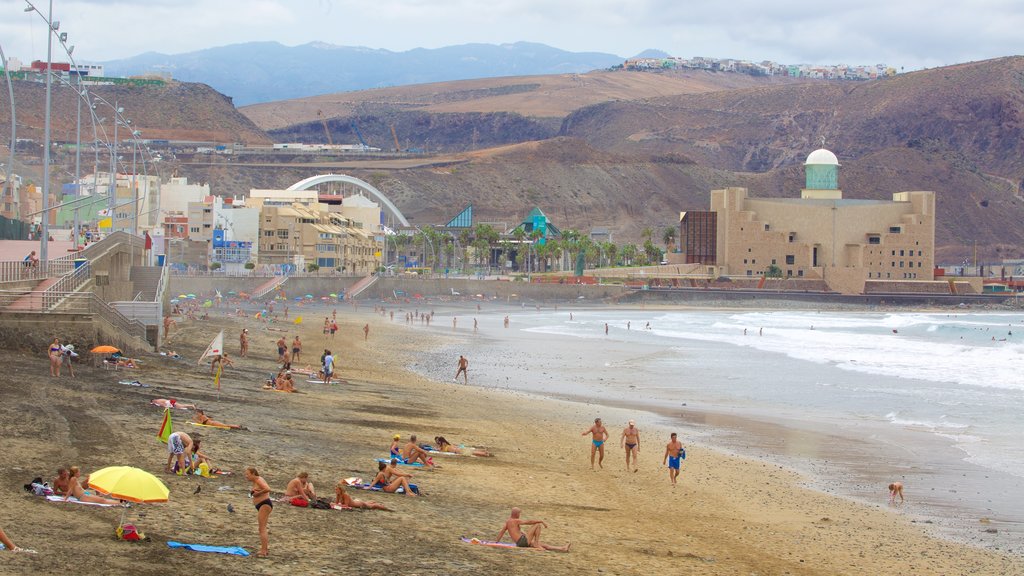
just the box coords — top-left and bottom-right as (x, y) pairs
(101, 41), (626, 105)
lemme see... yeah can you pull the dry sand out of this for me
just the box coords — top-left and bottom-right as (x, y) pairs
(0, 306), (1021, 575)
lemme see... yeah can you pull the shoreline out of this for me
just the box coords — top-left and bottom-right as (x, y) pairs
(0, 301), (1021, 574)
(401, 302), (1024, 556)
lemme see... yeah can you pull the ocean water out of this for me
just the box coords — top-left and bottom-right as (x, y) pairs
(412, 307), (1024, 550)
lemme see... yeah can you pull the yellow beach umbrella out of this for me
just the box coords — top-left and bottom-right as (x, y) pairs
(88, 466), (169, 503)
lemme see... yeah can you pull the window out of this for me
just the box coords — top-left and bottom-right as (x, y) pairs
(889, 226), (901, 233)
(746, 270), (752, 276)
(798, 270), (803, 277)
(764, 224), (770, 231)
(263, 230), (274, 237)
(788, 233), (795, 243)
(743, 259), (748, 264)
(899, 261), (904, 268)
(868, 236), (880, 245)
(785, 255), (795, 265)
(891, 250), (896, 256)
(786, 270), (792, 276)
(918, 250), (922, 256)
(190, 227), (199, 233)
(771, 259), (776, 265)
(899, 249), (904, 256)
(276, 230), (289, 238)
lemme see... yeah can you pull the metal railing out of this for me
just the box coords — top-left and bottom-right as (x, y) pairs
(40, 262), (92, 310)
(0, 289), (148, 340)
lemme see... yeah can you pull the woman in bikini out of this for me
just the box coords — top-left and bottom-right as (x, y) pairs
(371, 462), (416, 497)
(48, 338), (62, 377)
(194, 408), (244, 429)
(334, 482), (391, 511)
(245, 467), (273, 557)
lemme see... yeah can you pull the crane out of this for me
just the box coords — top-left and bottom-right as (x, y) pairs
(350, 121), (370, 151)
(390, 124), (401, 153)
(317, 110), (333, 146)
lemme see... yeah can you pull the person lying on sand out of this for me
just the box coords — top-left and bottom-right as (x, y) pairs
(285, 472), (316, 504)
(194, 408), (244, 429)
(496, 507), (570, 552)
(151, 398), (196, 410)
(402, 435), (434, 468)
(65, 473), (122, 506)
(52, 468), (72, 496)
(334, 482), (391, 510)
(433, 436), (492, 457)
(371, 462), (416, 497)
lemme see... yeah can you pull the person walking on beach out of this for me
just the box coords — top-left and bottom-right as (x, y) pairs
(605, 323), (609, 335)
(455, 355), (469, 384)
(621, 420), (640, 472)
(323, 350), (334, 385)
(496, 507), (570, 552)
(582, 418), (609, 469)
(363, 323), (369, 340)
(888, 481), (904, 505)
(245, 467), (273, 557)
(163, 315), (176, 339)
(239, 329), (249, 357)
(662, 432), (685, 486)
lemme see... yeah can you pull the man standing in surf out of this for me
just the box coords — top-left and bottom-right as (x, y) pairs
(662, 432), (685, 486)
(582, 418), (609, 469)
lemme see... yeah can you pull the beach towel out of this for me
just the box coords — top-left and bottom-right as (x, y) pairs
(376, 457), (434, 467)
(118, 379), (148, 387)
(45, 495), (115, 507)
(330, 503), (355, 511)
(167, 541), (249, 557)
(460, 537), (542, 550)
(306, 379), (327, 384)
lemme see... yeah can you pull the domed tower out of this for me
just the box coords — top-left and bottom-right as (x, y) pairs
(802, 147), (841, 199)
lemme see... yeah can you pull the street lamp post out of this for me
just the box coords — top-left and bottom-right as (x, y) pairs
(0, 43), (15, 219)
(38, 0), (55, 269)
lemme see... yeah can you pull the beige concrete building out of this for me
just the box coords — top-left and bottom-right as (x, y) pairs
(686, 148), (936, 294)
(257, 203), (380, 274)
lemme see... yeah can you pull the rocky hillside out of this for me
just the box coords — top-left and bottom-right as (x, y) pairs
(0, 80), (271, 145)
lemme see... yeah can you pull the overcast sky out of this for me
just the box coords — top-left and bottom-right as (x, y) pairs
(1, 0), (1021, 69)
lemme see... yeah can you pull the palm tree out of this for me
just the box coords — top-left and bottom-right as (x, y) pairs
(663, 226), (677, 253)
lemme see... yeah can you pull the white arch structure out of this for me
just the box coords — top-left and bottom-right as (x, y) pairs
(287, 173), (409, 227)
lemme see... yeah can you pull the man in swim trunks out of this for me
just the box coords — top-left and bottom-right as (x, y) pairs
(581, 418), (609, 469)
(620, 420), (640, 472)
(165, 431), (194, 474)
(291, 336), (302, 363)
(276, 336), (286, 362)
(496, 507), (570, 552)
(285, 472), (316, 504)
(455, 355), (468, 384)
(662, 432), (685, 486)
(239, 329), (249, 357)
(323, 350), (334, 385)
(402, 435), (434, 468)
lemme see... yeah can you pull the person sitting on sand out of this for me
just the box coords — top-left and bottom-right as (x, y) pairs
(371, 462), (416, 497)
(151, 398), (197, 410)
(194, 408), (244, 429)
(889, 481), (904, 505)
(285, 472), (316, 504)
(334, 482), (391, 511)
(402, 435), (434, 468)
(496, 507), (570, 552)
(276, 372), (296, 393)
(65, 472), (121, 506)
(389, 434), (402, 457)
(68, 466), (90, 494)
(165, 431), (194, 474)
(385, 458), (415, 483)
(52, 468), (72, 496)
(190, 438), (216, 473)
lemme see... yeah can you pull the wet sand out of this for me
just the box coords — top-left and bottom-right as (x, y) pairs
(0, 303), (1021, 575)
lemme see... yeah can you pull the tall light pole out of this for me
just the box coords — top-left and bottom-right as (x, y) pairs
(0, 43), (15, 220)
(34, 0), (56, 269)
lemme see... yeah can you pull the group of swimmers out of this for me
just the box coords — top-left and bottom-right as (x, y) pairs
(582, 418), (686, 485)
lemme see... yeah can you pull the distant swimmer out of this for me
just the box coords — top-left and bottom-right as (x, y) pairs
(621, 420), (640, 472)
(662, 432), (685, 486)
(888, 481), (904, 505)
(605, 323), (609, 335)
(582, 418), (609, 470)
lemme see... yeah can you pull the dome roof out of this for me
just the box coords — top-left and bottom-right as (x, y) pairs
(805, 148), (839, 166)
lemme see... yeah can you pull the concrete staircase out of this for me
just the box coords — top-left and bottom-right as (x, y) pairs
(253, 276), (289, 299)
(130, 266), (164, 301)
(4, 277), (61, 311)
(346, 274), (379, 300)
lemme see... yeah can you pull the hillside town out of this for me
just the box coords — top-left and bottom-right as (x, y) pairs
(623, 55), (898, 80)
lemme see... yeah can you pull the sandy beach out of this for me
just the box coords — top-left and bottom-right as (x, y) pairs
(0, 301), (1022, 575)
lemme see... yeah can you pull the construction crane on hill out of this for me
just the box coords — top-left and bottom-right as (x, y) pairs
(350, 121), (370, 151)
(390, 124), (401, 153)
(317, 110), (333, 145)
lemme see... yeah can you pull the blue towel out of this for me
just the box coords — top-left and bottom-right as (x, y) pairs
(167, 541), (249, 556)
